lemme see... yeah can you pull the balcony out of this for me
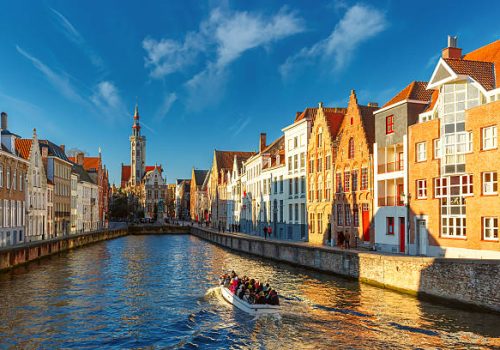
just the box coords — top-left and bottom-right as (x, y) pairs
(378, 196), (404, 207)
(378, 160), (404, 174)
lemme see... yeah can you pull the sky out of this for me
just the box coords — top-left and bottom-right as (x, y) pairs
(0, 0), (499, 184)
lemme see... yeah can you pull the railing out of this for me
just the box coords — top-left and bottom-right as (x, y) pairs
(378, 160), (404, 174)
(378, 196), (404, 207)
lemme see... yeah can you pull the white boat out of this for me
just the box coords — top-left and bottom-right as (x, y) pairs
(220, 286), (280, 316)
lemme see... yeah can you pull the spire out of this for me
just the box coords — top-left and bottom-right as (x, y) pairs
(132, 103), (141, 134)
(134, 103), (139, 119)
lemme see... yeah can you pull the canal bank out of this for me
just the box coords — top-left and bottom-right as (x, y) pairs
(191, 227), (500, 313)
(0, 228), (128, 272)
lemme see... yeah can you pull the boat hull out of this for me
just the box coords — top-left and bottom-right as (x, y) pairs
(219, 286), (280, 316)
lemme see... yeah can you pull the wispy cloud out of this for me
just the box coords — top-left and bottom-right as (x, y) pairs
(90, 81), (127, 120)
(154, 92), (178, 121)
(228, 116), (252, 137)
(50, 8), (104, 68)
(16, 45), (87, 105)
(280, 4), (387, 78)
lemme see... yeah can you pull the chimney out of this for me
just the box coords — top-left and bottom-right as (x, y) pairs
(442, 35), (462, 59)
(368, 102), (378, 107)
(259, 133), (267, 153)
(60, 144), (65, 153)
(1, 112), (7, 130)
(76, 152), (84, 166)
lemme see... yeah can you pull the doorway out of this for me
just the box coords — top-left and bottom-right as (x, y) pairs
(417, 219), (427, 255)
(362, 203), (370, 242)
(399, 217), (405, 253)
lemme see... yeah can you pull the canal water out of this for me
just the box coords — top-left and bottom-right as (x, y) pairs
(0, 235), (498, 349)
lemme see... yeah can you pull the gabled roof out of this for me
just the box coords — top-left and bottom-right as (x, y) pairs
(68, 156), (101, 172)
(193, 169), (208, 186)
(262, 136), (285, 170)
(121, 165), (131, 185)
(215, 150), (254, 172)
(382, 81), (435, 108)
(444, 58), (495, 90)
(463, 39), (500, 88)
(15, 139), (33, 160)
(324, 108), (347, 139)
(295, 107), (318, 122)
(423, 89), (439, 113)
(359, 105), (378, 151)
(71, 163), (95, 184)
(39, 140), (70, 162)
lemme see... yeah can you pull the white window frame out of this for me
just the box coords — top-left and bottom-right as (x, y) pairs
(482, 126), (497, 150)
(434, 139), (441, 159)
(482, 172), (498, 195)
(416, 142), (427, 162)
(483, 217), (498, 241)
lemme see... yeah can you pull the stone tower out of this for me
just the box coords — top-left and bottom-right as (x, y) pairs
(129, 104), (146, 185)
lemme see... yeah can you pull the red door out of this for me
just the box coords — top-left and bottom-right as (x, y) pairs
(399, 217), (405, 253)
(362, 204), (370, 241)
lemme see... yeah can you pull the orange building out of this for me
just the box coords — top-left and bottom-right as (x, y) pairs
(332, 91), (378, 248)
(408, 38), (500, 258)
(306, 104), (346, 245)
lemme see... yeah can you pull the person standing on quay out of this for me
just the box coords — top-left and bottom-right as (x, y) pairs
(263, 226), (268, 240)
(267, 225), (272, 239)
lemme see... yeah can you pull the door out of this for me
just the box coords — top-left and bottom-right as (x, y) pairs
(399, 217), (405, 253)
(418, 219), (427, 255)
(362, 204), (370, 242)
(397, 184), (404, 206)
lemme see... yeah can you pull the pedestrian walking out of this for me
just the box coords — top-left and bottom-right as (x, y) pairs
(263, 226), (268, 240)
(267, 225), (272, 238)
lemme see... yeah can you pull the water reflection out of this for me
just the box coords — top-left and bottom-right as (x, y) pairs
(0, 235), (498, 349)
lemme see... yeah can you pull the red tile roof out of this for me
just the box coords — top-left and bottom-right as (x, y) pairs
(464, 39), (500, 88)
(295, 107), (318, 123)
(121, 165), (131, 186)
(444, 58), (496, 90)
(324, 108), (347, 138)
(382, 81), (435, 108)
(14, 139), (33, 160)
(68, 156), (101, 172)
(215, 150), (254, 172)
(423, 90), (439, 113)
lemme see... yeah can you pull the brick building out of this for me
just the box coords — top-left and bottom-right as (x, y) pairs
(332, 91), (378, 248)
(408, 38), (500, 258)
(307, 104), (346, 245)
(190, 168), (209, 222)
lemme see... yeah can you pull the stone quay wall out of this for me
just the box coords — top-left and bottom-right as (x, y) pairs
(191, 227), (500, 313)
(129, 224), (191, 235)
(0, 228), (128, 272)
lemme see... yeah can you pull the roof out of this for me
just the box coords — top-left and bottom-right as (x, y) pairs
(38, 140), (70, 162)
(423, 90), (439, 113)
(382, 81), (435, 108)
(68, 156), (101, 172)
(262, 136), (285, 169)
(1, 129), (21, 138)
(71, 163), (95, 184)
(295, 107), (318, 122)
(444, 58), (496, 90)
(15, 139), (33, 160)
(215, 150), (254, 172)
(359, 105), (378, 150)
(324, 108), (347, 138)
(463, 39), (500, 88)
(193, 169), (209, 186)
(121, 164), (162, 185)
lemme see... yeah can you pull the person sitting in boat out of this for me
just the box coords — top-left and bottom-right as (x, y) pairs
(237, 285), (246, 299)
(267, 289), (279, 305)
(229, 276), (239, 293)
(262, 283), (270, 293)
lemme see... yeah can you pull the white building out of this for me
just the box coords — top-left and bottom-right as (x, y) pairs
(71, 163), (99, 232)
(144, 165), (167, 221)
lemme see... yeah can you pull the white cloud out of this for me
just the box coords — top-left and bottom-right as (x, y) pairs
(50, 8), (104, 68)
(228, 116), (252, 137)
(91, 81), (127, 119)
(16, 45), (87, 104)
(155, 92), (178, 121)
(280, 4), (387, 77)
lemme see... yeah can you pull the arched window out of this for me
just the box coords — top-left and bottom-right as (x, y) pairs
(348, 138), (355, 159)
(317, 175), (323, 202)
(326, 173), (332, 201)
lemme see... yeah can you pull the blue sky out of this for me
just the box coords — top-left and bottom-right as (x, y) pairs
(0, 1), (499, 184)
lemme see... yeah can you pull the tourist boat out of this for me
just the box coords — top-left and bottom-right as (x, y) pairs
(220, 286), (280, 316)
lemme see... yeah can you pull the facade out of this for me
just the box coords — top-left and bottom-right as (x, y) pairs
(15, 128), (49, 242)
(71, 163), (99, 232)
(190, 168), (209, 222)
(307, 104), (346, 245)
(47, 181), (54, 236)
(331, 91), (378, 248)
(143, 165), (167, 221)
(175, 179), (191, 220)
(209, 150), (254, 228)
(0, 112), (29, 246)
(408, 38), (500, 258)
(39, 141), (72, 236)
(166, 183), (176, 218)
(373, 82), (434, 253)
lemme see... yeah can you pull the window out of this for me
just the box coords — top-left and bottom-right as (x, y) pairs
(6, 168), (10, 189)
(352, 170), (358, 192)
(344, 171), (350, 192)
(279, 200), (283, 222)
(317, 213), (323, 233)
(294, 136), (298, 148)
(325, 174), (331, 201)
(289, 204), (293, 222)
(348, 138), (354, 159)
(0, 166), (3, 187)
(325, 154), (331, 170)
(435, 177), (448, 198)
(416, 179), (427, 199)
(353, 205), (359, 227)
(317, 176), (323, 201)
(288, 139), (293, 151)
(482, 126), (497, 150)
(294, 177), (299, 195)
(345, 204), (351, 226)
(309, 213), (315, 233)
(289, 179), (293, 197)
(387, 217), (394, 235)
(300, 153), (305, 169)
(482, 172), (498, 195)
(317, 131), (323, 147)
(317, 158), (323, 172)
(301, 176), (306, 194)
(288, 157), (292, 172)
(309, 158), (314, 173)
(386, 115), (394, 134)
(361, 168), (368, 190)
(294, 204), (299, 223)
(434, 139), (441, 159)
(416, 142), (427, 162)
(279, 176), (284, 193)
(336, 204), (343, 226)
(309, 176), (314, 200)
(336, 172), (342, 193)
(483, 217), (498, 241)
(442, 217), (466, 238)
(294, 155), (298, 171)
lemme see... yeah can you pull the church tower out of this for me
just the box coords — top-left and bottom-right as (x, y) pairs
(129, 104), (146, 185)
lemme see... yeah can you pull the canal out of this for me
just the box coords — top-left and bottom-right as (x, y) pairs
(0, 235), (498, 349)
